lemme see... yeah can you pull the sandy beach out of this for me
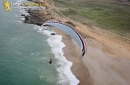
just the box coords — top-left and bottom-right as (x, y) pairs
(54, 15), (130, 85)
(55, 28), (93, 85)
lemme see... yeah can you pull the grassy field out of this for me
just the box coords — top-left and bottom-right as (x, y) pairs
(53, 0), (130, 35)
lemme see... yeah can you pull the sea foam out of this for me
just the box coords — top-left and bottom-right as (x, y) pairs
(34, 26), (79, 85)
(16, 0), (79, 84)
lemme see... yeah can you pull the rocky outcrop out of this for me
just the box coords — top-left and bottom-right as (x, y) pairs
(23, 8), (54, 26)
(22, 0), (54, 26)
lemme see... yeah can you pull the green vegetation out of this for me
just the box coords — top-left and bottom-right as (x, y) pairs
(53, 0), (130, 33)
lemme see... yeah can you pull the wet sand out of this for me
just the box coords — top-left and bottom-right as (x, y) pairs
(54, 28), (93, 85)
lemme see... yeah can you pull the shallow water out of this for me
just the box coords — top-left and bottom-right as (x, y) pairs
(0, 0), (79, 85)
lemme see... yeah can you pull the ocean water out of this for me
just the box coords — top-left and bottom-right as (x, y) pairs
(0, 0), (79, 85)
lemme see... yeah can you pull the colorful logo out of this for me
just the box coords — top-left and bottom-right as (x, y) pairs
(3, 0), (46, 12)
(3, 0), (11, 12)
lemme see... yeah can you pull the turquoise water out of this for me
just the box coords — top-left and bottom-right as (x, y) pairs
(0, 0), (59, 85)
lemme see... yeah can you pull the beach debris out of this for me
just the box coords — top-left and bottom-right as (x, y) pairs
(50, 33), (55, 35)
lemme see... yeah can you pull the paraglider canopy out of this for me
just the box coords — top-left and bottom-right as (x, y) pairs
(42, 20), (87, 56)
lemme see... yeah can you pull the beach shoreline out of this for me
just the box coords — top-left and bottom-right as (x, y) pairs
(54, 28), (93, 85)
(52, 15), (130, 85)
(23, 0), (130, 85)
